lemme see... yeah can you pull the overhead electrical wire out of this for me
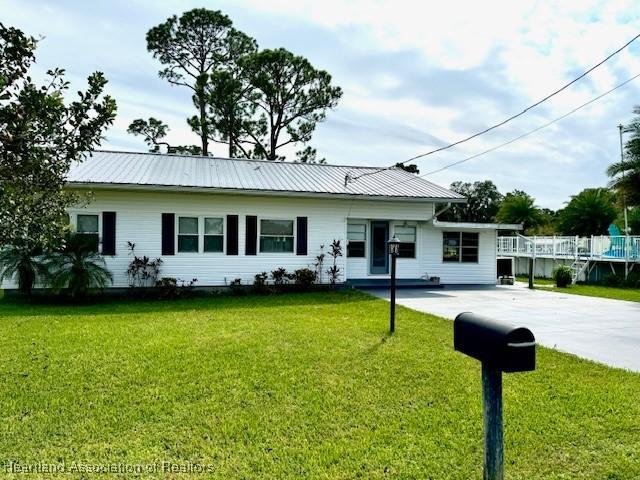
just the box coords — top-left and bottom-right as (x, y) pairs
(348, 31), (640, 182)
(369, 72), (640, 192)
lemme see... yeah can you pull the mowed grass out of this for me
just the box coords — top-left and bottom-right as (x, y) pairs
(517, 276), (640, 302)
(0, 291), (639, 479)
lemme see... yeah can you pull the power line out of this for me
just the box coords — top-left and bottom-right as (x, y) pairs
(349, 31), (640, 182)
(371, 72), (640, 192)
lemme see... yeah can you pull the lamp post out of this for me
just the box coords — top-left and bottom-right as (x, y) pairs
(618, 124), (630, 279)
(388, 236), (400, 334)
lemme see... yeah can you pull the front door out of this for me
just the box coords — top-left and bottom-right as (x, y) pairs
(370, 221), (389, 274)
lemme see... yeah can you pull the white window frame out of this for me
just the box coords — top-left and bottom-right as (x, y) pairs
(175, 215), (226, 255)
(393, 223), (417, 259)
(71, 211), (102, 253)
(203, 216), (225, 253)
(442, 231), (479, 264)
(347, 222), (367, 258)
(258, 217), (296, 254)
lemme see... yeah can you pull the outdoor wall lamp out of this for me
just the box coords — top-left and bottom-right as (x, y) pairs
(387, 236), (400, 333)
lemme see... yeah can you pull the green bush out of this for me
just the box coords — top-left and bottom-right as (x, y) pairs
(252, 272), (271, 295)
(293, 268), (316, 290)
(552, 265), (573, 288)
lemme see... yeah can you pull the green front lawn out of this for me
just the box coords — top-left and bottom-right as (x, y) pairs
(516, 276), (640, 302)
(1, 292), (639, 478)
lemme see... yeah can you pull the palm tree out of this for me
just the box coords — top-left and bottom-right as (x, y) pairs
(496, 192), (542, 232)
(609, 109), (640, 206)
(0, 246), (46, 296)
(45, 234), (113, 299)
(558, 188), (617, 236)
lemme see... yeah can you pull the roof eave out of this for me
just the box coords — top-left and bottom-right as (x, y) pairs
(67, 182), (467, 203)
(432, 219), (523, 230)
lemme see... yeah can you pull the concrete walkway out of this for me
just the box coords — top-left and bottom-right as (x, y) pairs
(366, 284), (640, 372)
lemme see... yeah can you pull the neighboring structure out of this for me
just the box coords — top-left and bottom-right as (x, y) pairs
(497, 234), (640, 282)
(3, 151), (521, 289)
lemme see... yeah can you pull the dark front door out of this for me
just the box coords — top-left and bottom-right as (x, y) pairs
(370, 221), (389, 274)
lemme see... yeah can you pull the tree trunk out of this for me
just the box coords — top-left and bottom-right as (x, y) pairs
(198, 92), (208, 156)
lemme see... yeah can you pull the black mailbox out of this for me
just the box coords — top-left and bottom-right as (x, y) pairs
(454, 312), (536, 372)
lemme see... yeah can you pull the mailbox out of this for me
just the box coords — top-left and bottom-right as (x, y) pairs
(454, 312), (536, 372)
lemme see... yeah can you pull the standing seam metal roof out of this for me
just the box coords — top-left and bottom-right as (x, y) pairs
(67, 150), (466, 201)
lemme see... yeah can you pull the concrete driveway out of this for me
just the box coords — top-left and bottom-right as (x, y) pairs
(367, 284), (640, 372)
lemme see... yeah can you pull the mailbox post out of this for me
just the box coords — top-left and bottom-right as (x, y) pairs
(387, 236), (400, 334)
(454, 312), (536, 480)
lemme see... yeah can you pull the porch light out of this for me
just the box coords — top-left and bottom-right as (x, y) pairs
(387, 236), (400, 334)
(388, 236), (400, 256)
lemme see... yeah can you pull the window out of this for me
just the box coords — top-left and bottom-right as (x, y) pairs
(76, 214), (99, 252)
(178, 217), (199, 253)
(395, 225), (416, 258)
(347, 223), (366, 257)
(443, 232), (479, 263)
(260, 219), (294, 253)
(204, 217), (224, 252)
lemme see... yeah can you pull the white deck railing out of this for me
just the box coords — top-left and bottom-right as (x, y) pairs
(497, 235), (640, 261)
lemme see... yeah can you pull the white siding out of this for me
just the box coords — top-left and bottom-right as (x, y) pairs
(1, 190), (499, 288)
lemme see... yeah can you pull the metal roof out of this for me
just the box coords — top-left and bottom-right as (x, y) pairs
(67, 150), (466, 202)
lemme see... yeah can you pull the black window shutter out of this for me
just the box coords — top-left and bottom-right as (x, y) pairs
(296, 216), (308, 256)
(102, 211), (116, 256)
(227, 215), (238, 255)
(161, 213), (175, 255)
(245, 215), (257, 255)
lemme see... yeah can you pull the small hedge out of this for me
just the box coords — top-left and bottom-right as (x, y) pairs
(552, 265), (573, 288)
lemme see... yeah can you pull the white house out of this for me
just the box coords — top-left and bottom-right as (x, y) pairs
(9, 151), (520, 288)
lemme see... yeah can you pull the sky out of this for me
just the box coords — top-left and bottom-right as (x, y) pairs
(3, 0), (640, 208)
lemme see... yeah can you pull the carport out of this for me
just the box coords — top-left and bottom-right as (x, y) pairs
(367, 284), (640, 372)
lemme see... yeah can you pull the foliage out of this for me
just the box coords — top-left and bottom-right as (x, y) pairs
(314, 245), (325, 284)
(395, 163), (419, 174)
(252, 271), (270, 294)
(146, 9), (245, 156)
(240, 48), (342, 161)
(44, 234), (113, 299)
(154, 277), (198, 299)
(126, 242), (162, 288)
(229, 278), (244, 295)
(271, 267), (289, 286)
(0, 246), (46, 295)
(552, 265), (573, 288)
(558, 188), (617, 236)
(1, 292), (640, 478)
(0, 23), (117, 252)
(608, 108), (640, 207)
(196, 35), (259, 158)
(326, 239), (343, 285)
(496, 191), (542, 232)
(440, 180), (503, 223)
(127, 117), (170, 152)
(293, 267), (316, 288)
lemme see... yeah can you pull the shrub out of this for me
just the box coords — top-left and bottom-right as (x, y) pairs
(0, 246), (46, 296)
(326, 239), (343, 285)
(552, 265), (573, 288)
(271, 268), (289, 286)
(253, 272), (270, 294)
(155, 277), (198, 299)
(293, 267), (316, 289)
(45, 234), (113, 299)
(126, 242), (162, 288)
(602, 274), (623, 287)
(229, 278), (244, 295)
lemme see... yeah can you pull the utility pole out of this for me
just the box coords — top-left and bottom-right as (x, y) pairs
(618, 124), (629, 279)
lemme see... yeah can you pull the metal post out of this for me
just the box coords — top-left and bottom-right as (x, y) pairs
(528, 257), (534, 289)
(618, 124), (629, 279)
(390, 253), (397, 333)
(482, 363), (504, 480)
